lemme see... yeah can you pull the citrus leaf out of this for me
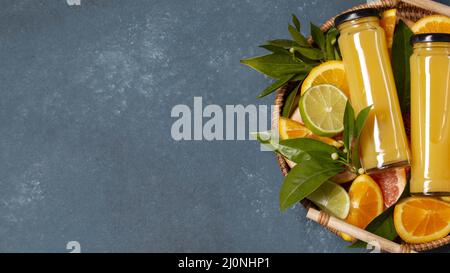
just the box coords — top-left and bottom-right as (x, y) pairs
(257, 74), (295, 98)
(355, 105), (372, 139)
(392, 20), (413, 114)
(310, 23), (325, 50)
(325, 27), (339, 60)
(343, 101), (355, 153)
(253, 133), (340, 164)
(267, 39), (299, 48)
(280, 159), (343, 211)
(241, 53), (311, 79)
(288, 25), (310, 47)
(292, 14), (301, 31)
(292, 46), (324, 60)
(282, 83), (300, 117)
(259, 44), (289, 54)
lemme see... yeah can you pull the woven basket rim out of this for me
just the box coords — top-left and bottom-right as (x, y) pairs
(272, 0), (450, 252)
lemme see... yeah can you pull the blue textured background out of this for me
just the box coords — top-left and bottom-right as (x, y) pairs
(0, 0), (449, 253)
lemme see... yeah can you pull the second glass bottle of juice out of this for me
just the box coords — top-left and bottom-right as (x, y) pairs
(335, 8), (410, 172)
(410, 33), (450, 196)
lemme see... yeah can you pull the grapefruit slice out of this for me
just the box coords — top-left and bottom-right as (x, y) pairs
(370, 168), (407, 208)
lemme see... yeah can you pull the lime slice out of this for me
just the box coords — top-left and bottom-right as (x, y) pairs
(299, 84), (347, 137)
(307, 181), (350, 219)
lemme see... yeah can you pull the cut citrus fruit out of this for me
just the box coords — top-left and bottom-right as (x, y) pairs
(370, 168), (407, 208)
(330, 170), (357, 185)
(411, 15), (450, 34)
(394, 197), (450, 244)
(301, 61), (349, 98)
(341, 174), (384, 241)
(290, 108), (302, 123)
(380, 8), (397, 50)
(308, 181), (350, 219)
(441, 196), (450, 202)
(299, 84), (347, 137)
(278, 116), (342, 147)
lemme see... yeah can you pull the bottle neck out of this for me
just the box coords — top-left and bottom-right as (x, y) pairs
(413, 42), (450, 50)
(337, 16), (380, 32)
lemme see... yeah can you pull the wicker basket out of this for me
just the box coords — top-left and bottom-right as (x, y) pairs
(272, 0), (450, 252)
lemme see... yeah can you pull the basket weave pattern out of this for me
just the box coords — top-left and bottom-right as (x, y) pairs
(272, 0), (450, 251)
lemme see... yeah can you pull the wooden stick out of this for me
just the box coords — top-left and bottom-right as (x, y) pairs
(306, 208), (417, 253)
(401, 0), (450, 17)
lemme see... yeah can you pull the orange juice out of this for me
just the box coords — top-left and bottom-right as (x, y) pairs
(335, 9), (410, 172)
(410, 34), (450, 195)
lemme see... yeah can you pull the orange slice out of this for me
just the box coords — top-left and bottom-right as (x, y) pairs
(380, 9), (397, 50)
(300, 61), (349, 98)
(341, 174), (384, 241)
(411, 15), (450, 34)
(278, 117), (342, 148)
(394, 197), (450, 244)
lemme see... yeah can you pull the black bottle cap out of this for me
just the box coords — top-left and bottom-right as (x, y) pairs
(411, 33), (450, 44)
(334, 8), (379, 27)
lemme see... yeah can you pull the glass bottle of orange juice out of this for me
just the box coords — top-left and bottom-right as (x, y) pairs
(335, 9), (410, 172)
(410, 33), (450, 196)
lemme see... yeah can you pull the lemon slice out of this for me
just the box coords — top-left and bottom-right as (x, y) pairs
(308, 181), (350, 220)
(299, 84), (347, 137)
(301, 60), (349, 98)
(411, 15), (450, 34)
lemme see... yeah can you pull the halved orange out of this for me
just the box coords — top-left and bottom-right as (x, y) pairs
(380, 8), (397, 50)
(394, 197), (450, 244)
(411, 15), (450, 34)
(300, 61), (349, 98)
(278, 117), (342, 148)
(341, 174), (384, 241)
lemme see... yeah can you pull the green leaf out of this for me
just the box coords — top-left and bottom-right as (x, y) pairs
(292, 47), (324, 60)
(257, 74), (295, 98)
(334, 47), (341, 60)
(267, 39), (299, 48)
(343, 101), (355, 153)
(392, 20), (413, 114)
(291, 73), (308, 81)
(241, 53), (311, 79)
(351, 138), (361, 170)
(254, 132), (340, 164)
(282, 83), (300, 117)
(325, 28), (339, 60)
(279, 138), (340, 163)
(259, 44), (289, 54)
(310, 23), (325, 50)
(288, 25), (310, 47)
(355, 105), (372, 139)
(280, 159), (343, 211)
(292, 14), (301, 31)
